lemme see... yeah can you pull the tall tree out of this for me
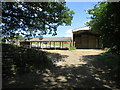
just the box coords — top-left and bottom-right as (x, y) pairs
(2, 2), (74, 39)
(86, 2), (120, 54)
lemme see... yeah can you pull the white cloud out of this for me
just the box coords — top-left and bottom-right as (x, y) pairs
(65, 29), (73, 37)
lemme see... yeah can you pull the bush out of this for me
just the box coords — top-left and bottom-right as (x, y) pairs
(69, 46), (76, 50)
(2, 44), (52, 78)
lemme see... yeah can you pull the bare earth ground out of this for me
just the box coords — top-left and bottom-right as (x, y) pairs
(3, 49), (120, 89)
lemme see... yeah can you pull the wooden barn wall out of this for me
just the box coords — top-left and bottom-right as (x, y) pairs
(74, 33), (102, 49)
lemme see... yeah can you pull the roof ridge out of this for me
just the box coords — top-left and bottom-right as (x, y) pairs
(29, 37), (72, 42)
(37, 37), (69, 38)
(73, 26), (90, 30)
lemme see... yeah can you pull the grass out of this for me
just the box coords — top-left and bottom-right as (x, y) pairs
(69, 46), (76, 50)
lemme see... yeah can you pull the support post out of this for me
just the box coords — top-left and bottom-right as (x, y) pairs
(37, 42), (39, 48)
(42, 42), (43, 49)
(62, 42), (63, 48)
(30, 42), (32, 48)
(40, 42), (41, 48)
(73, 40), (75, 47)
(73, 41), (75, 47)
(70, 41), (71, 48)
(46, 42), (47, 48)
(50, 41), (51, 48)
(54, 42), (55, 49)
(60, 42), (61, 48)
(55, 42), (56, 50)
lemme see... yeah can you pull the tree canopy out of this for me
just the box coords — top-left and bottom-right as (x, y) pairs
(86, 2), (120, 54)
(2, 2), (74, 39)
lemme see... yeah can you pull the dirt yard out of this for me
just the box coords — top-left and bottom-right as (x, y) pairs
(3, 49), (120, 89)
(44, 49), (102, 67)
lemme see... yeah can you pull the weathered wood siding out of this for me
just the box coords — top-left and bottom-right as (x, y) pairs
(73, 31), (102, 49)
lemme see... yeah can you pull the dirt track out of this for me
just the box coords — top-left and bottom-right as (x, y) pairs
(44, 49), (102, 67)
(3, 49), (119, 89)
(40, 49), (119, 89)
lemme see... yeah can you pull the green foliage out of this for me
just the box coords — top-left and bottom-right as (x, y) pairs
(0, 35), (25, 43)
(2, 2), (74, 39)
(2, 44), (52, 78)
(14, 35), (25, 40)
(86, 2), (120, 54)
(69, 46), (76, 50)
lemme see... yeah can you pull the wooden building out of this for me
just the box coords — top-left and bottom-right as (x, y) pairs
(72, 27), (102, 49)
(19, 37), (72, 49)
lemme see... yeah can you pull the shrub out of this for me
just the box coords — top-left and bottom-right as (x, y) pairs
(2, 44), (52, 78)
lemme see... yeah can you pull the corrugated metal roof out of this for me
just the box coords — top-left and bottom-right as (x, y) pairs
(72, 27), (91, 32)
(28, 37), (72, 42)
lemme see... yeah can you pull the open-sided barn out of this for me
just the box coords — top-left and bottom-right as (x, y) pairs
(19, 37), (72, 49)
(72, 27), (102, 49)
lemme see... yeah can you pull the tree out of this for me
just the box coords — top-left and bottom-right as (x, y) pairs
(2, 2), (74, 39)
(14, 35), (25, 40)
(86, 2), (120, 54)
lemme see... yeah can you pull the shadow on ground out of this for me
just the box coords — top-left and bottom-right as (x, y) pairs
(3, 51), (120, 90)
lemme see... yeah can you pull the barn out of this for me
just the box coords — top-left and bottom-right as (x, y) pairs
(72, 27), (102, 49)
(19, 37), (72, 49)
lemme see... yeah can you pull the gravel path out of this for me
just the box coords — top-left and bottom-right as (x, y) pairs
(3, 49), (119, 89)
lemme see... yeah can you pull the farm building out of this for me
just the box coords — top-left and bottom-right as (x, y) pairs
(19, 37), (72, 49)
(72, 27), (102, 49)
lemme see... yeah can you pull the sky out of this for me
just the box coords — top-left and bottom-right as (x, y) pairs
(44, 2), (98, 37)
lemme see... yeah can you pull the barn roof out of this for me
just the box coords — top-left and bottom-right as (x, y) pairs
(72, 27), (91, 32)
(22, 37), (72, 42)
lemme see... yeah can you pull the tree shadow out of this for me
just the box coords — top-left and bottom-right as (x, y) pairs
(2, 49), (120, 89)
(2, 44), (52, 81)
(44, 51), (69, 63)
(81, 55), (120, 89)
(2, 44), (69, 89)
